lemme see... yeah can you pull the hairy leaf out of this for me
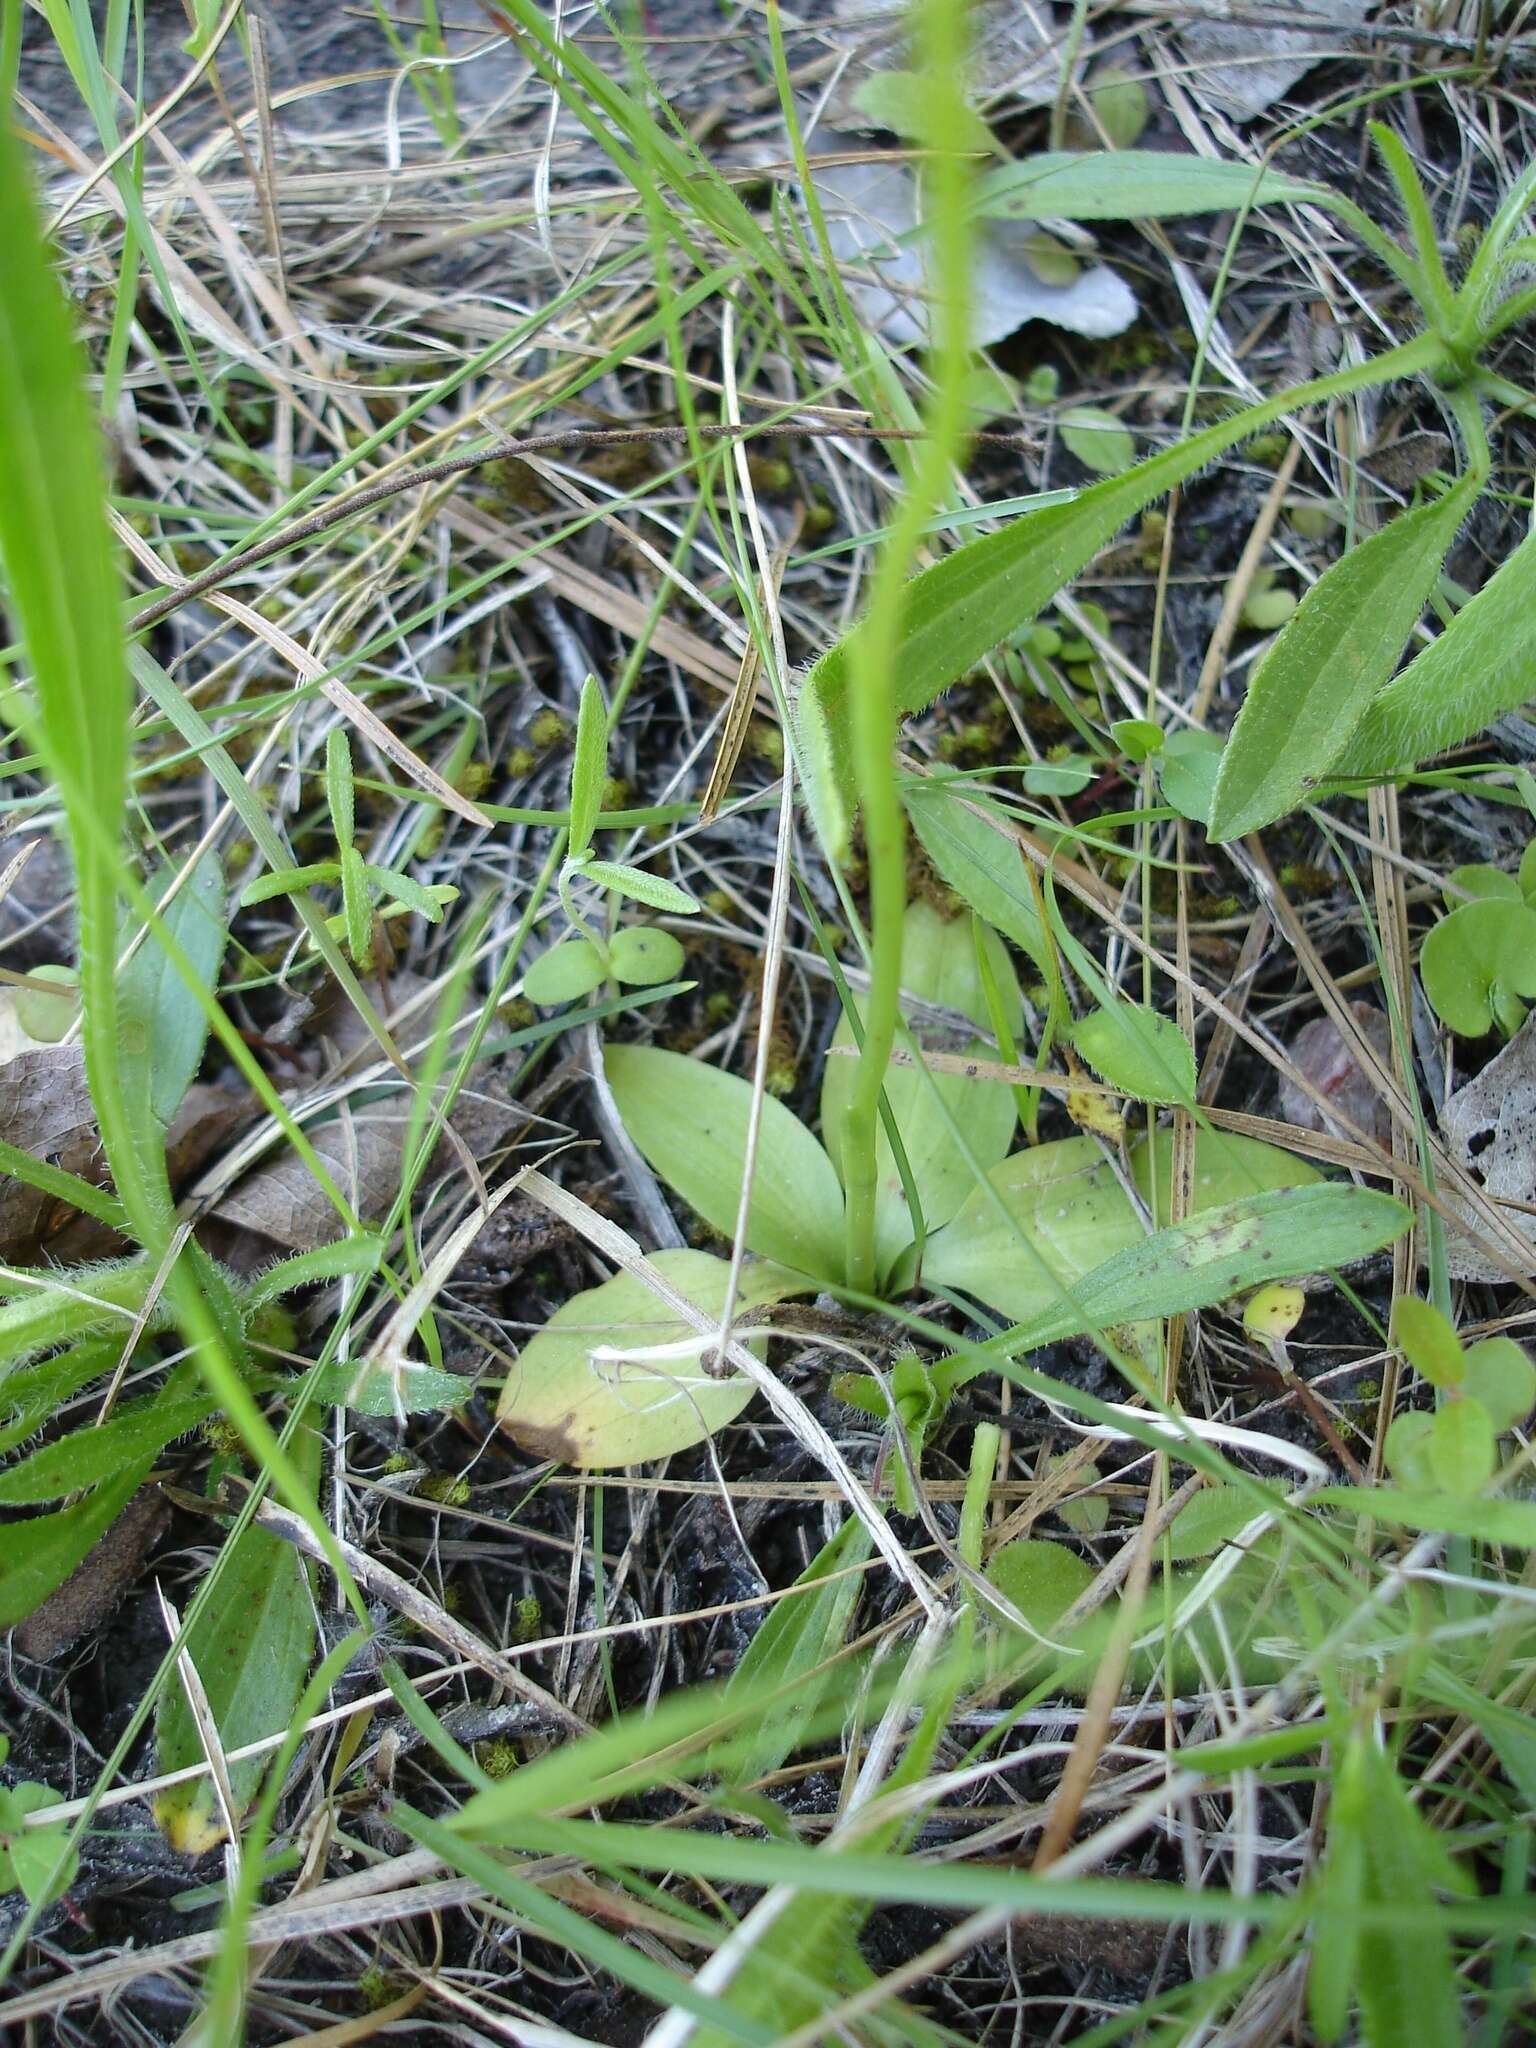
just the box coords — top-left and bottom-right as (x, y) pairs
(579, 858), (698, 915)
(1072, 1002), (1195, 1105)
(903, 777), (1050, 974)
(0, 1462), (152, 1629)
(1210, 476), (1477, 839)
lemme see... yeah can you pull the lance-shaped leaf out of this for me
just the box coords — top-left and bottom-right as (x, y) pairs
(605, 1044), (846, 1281)
(797, 337), (1437, 855)
(567, 676), (608, 861)
(154, 1513), (318, 1855)
(579, 858), (698, 916)
(1072, 1001), (1195, 1105)
(119, 851), (229, 1128)
(0, 1462), (152, 1630)
(1332, 519), (1536, 781)
(903, 777), (1050, 975)
(1209, 474), (1477, 840)
(976, 150), (1316, 224)
(496, 1250), (806, 1467)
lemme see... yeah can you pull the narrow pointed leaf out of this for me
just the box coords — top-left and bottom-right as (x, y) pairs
(1210, 476), (1476, 839)
(0, 1462), (152, 1629)
(903, 778), (1049, 973)
(325, 728), (355, 851)
(568, 676), (607, 860)
(977, 150), (1316, 224)
(605, 1045), (845, 1280)
(580, 859), (698, 915)
(154, 1516), (318, 1854)
(120, 851), (228, 1127)
(799, 339), (1438, 835)
(1334, 519), (1536, 779)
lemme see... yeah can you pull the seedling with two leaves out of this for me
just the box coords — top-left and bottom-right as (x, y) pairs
(239, 728), (457, 969)
(0, 1739), (77, 1908)
(523, 676), (698, 1004)
(1383, 1296), (1535, 1494)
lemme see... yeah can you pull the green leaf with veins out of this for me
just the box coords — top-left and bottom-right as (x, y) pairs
(579, 858), (698, 915)
(1209, 474), (1479, 841)
(1072, 1001), (1195, 1105)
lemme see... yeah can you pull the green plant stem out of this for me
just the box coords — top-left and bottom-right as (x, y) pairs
(841, 0), (975, 1293)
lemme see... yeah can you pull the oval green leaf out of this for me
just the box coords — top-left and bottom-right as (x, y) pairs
(495, 1250), (805, 1468)
(1420, 899), (1536, 1037)
(605, 1044), (845, 1281)
(820, 900), (1021, 1285)
(1058, 406), (1134, 476)
(609, 925), (686, 987)
(524, 938), (606, 1006)
(1072, 1001), (1195, 1105)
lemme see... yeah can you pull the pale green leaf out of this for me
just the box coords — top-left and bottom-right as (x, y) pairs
(325, 727), (355, 852)
(1209, 477), (1476, 840)
(901, 1128), (1320, 1325)
(1157, 727), (1224, 825)
(495, 1250), (805, 1467)
(1392, 1296), (1464, 1388)
(1420, 899), (1536, 1036)
(723, 1517), (874, 1786)
(1164, 1483), (1262, 1560)
(608, 925), (686, 987)
(903, 778), (1050, 974)
(605, 1044), (846, 1281)
(363, 865), (456, 922)
(239, 862), (340, 907)
(995, 1184), (1411, 1357)
(340, 845), (371, 963)
(568, 676), (607, 861)
(1110, 718), (1163, 762)
(119, 851), (228, 1127)
(154, 1520), (317, 1854)
(1058, 406), (1134, 475)
(1071, 1001), (1195, 1105)
(850, 69), (990, 149)
(1313, 1485), (1536, 1546)
(580, 859), (698, 915)
(1460, 1337), (1536, 1431)
(13, 966), (75, 1044)
(321, 1359), (473, 1417)
(525, 938), (607, 1005)
(242, 1235), (384, 1310)
(977, 150), (1316, 224)
(1354, 1744), (1465, 2048)
(1383, 1411), (1436, 1488)
(1428, 1399), (1495, 1494)
(1334, 519), (1536, 781)
(820, 900), (1021, 1284)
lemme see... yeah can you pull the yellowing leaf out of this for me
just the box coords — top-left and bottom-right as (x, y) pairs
(495, 1251), (805, 1468)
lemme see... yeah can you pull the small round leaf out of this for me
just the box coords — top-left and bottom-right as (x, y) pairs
(524, 939), (606, 1006)
(1164, 1483), (1262, 1561)
(1429, 1398), (1496, 1495)
(1157, 728), (1224, 826)
(1420, 900), (1536, 1038)
(609, 925), (686, 987)
(985, 1537), (1095, 1638)
(14, 965), (76, 1044)
(1460, 1337), (1536, 1432)
(1383, 1410), (1436, 1488)
(1392, 1296), (1464, 1389)
(1058, 406), (1134, 476)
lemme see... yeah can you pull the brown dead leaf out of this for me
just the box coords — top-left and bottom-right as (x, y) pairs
(1442, 1014), (1536, 1282)
(0, 1042), (107, 1258)
(1277, 1002), (1393, 1147)
(13, 1486), (170, 1662)
(210, 1076), (523, 1254)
